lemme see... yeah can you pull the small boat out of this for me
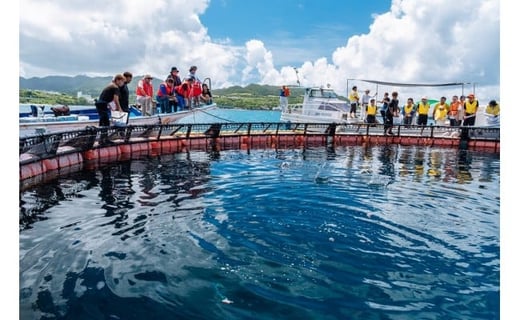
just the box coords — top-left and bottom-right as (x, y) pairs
(280, 86), (355, 124)
(19, 103), (217, 136)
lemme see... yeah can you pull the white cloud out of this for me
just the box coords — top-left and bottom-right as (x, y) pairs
(19, 0), (500, 101)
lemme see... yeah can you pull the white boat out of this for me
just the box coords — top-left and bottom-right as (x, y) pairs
(19, 103), (217, 136)
(280, 87), (354, 123)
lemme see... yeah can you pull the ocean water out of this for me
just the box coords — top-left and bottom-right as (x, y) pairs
(19, 109), (500, 319)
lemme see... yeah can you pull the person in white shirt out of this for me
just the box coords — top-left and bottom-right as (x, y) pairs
(360, 89), (376, 121)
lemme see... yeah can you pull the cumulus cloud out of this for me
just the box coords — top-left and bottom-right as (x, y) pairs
(19, 0), (500, 100)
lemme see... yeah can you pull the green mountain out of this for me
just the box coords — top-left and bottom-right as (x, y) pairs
(19, 76), (334, 109)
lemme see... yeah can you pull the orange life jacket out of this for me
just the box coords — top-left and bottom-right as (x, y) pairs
(157, 82), (174, 97)
(175, 81), (191, 97)
(190, 81), (202, 97)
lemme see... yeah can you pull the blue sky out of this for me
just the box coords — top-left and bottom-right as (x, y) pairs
(200, 0), (387, 67)
(17, 0), (501, 103)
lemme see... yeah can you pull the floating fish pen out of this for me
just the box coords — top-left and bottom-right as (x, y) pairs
(19, 122), (499, 189)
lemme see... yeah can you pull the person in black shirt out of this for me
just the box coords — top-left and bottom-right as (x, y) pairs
(119, 71), (133, 113)
(95, 74), (125, 127)
(384, 91), (399, 135)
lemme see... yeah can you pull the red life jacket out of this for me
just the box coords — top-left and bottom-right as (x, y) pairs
(190, 81), (202, 97)
(175, 81), (191, 97)
(157, 82), (174, 97)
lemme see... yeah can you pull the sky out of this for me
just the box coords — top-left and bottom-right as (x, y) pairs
(17, 0), (503, 102)
(5, 0), (520, 317)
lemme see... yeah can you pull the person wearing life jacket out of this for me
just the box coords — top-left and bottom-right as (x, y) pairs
(416, 96), (430, 126)
(156, 77), (176, 113)
(433, 96), (449, 125)
(402, 98), (415, 127)
(175, 76), (194, 110)
(485, 100), (500, 117)
(136, 74), (154, 116)
(449, 95), (461, 126)
(365, 98), (378, 126)
(279, 85), (290, 112)
(190, 80), (203, 107)
(348, 86), (360, 118)
(463, 93), (479, 126)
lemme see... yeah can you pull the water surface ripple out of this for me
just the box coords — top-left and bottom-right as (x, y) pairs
(19, 145), (499, 319)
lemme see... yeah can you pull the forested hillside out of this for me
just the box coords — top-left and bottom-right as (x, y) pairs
(20, 76), (344, 109)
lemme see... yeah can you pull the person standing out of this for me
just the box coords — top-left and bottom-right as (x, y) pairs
(463, 93), (479, 126)
(167, 67), (183, 111)
(416, 97), (430, 126)
(360, 89), (375, 121)
(95, 74), (125, 127)
(279, 85), (290, 112)
(119, 71), (133, 113)
(384, 91), (398, 135)
(348, 86), (360, 118)
(379, 92), (390, 124)
(365, 98), (378, 126)
(448, 95), (461, 126)
(403, 98), (415, 127)
(432, 96), (449, 125)
(458, 95), (466, 125)
(136, 74), (154, 116)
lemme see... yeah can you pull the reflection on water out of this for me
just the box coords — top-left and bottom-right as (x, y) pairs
(19, 145), (499, 319)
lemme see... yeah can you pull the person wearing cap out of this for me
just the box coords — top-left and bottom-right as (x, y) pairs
(463, 93), (479, 126)
(186, 65), (201, 83)
(136, 74), (154, 116)
(416, 96), (430, 126)
(167, 67), (183, 110)
(348, 86), (360, 118)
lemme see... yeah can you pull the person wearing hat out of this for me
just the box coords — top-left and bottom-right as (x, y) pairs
(463, 93), (479, 126)
(136, 74), (154, 116)
(485, 100), (500, 117)
(167, 67), (183, 111)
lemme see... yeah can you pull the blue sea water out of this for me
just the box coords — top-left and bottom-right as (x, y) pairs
(177, 107), (282, 123)
(19, 109), (500, 319)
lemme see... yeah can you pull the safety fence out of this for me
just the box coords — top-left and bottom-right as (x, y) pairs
(19, 122), (500, 186)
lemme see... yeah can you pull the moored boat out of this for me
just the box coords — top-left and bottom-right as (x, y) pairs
(280, 86), (356, 124)
(19, 103), (217, 136)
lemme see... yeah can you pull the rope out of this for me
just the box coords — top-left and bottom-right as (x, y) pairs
(191, 107), (236, 123)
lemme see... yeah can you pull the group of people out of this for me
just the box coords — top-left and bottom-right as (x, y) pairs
(348, 86), (500, 135)
(95, 66), (213, 127)
(135, 66), (213, 116)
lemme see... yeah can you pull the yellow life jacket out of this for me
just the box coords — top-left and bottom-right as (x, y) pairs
(349, 90), (359, 102)
(366, 103), (377, 115)
(465, 100), (479, 114)
(417, 102), (430, 115)
(434, 104), (448, 120)
(404, 104), (414, 115)
(485, 103), (500, 116)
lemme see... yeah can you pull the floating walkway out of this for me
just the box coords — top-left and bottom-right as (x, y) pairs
(19, 122), (499, 189)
